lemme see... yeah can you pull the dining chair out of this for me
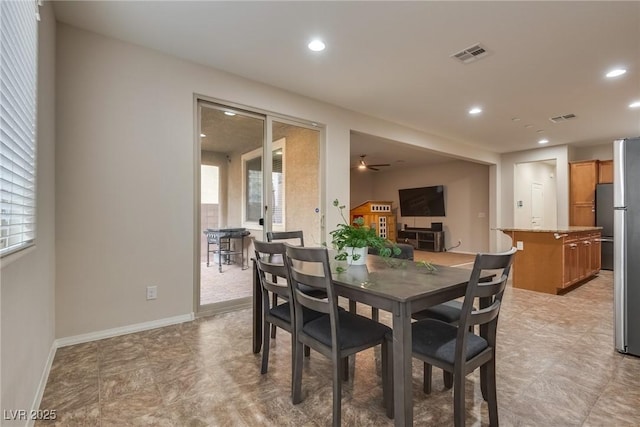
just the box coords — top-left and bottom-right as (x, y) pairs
(266, 230), (306, 339)
(284, 244), (393, 426)
(410, 247), (516, 427)
(411, 299), (472, 389)
(267, 230), (304, 246)
(254, 240), (323, 378)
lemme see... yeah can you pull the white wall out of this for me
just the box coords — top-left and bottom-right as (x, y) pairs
(514, 161), (558, 229)
(570, 142), (614, 161)
(499, 145), (570, 249)
(350, 171), (375, 208)
(1, 2), (57, 422)
(352, 160), (490, 253)
(55, 24), (500, 338)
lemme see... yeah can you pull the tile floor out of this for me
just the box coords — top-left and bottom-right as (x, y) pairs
(37, 270), (640, 426)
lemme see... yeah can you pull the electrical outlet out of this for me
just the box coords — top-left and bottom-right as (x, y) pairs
(516, 241), (524, 250)
(146, 285), (157, 300)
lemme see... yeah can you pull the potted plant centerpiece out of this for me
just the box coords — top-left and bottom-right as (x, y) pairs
(329, 199), (401, 266)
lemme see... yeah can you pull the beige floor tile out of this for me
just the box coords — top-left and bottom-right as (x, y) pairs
(38, 264), (635, 426)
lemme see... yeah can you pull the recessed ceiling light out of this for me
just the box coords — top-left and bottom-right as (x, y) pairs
(524, 124), (534, 129)
(606, 68), (627, 78)
(538, 139), (549, 144)
(200, 133), (206, 137)
(308, 39), (325, 52)
(536, 129), (545, 133)
(629, 101), (640, 108)
(224, 111), (236, 116)
(511, 117), (521, 122)
(469, 107), (482, 115)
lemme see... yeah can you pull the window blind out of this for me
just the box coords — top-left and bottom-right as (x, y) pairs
(0, 0), (38, 256)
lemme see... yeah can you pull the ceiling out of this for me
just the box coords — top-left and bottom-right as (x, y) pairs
(53, 1), (640, 169)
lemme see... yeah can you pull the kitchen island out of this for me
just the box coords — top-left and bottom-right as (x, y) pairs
(499, 227), (602, 294)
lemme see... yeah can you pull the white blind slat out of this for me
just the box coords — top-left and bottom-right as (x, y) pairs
(0, 0), (38, 256)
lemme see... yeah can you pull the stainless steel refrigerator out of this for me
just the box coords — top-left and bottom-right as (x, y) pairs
(596, 183), (614, 270)
(614, 137), (640, 356)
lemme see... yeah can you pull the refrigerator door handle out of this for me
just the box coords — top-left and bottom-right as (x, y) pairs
(596, 237), (614, 243)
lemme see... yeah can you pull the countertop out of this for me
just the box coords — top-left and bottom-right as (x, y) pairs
(497, 226), (602, 233)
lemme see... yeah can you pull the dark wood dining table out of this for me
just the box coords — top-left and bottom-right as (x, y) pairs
(252, 253), (491, 426)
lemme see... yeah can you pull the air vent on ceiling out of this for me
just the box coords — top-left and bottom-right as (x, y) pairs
(549, 113), (577, 123)
(451, 43), (489, 63)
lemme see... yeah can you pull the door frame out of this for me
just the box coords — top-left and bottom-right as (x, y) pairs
(193, 94), (325, 317)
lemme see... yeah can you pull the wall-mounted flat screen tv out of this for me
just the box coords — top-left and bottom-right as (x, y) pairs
(398, 185), (446, 217)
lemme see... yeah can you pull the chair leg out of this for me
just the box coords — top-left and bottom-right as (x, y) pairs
(423, 362), (432, 394)
(304, 345), (311, 357)
(261, 321), (271, 374)
(333, 354), (343, 427)
(443, 370), (453, 389)
(383, 338), (394, 419)
(292, 338), (304, 404)
(453, 369), (466, 427)
(342, 357), (349, 381)
(480, 363), (488, 401)
(290, 329), (296, 396)
(485, 358), (499, 426)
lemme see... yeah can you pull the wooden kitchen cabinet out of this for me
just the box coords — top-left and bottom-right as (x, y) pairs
(570, 160), (598, 226)
(561, 232), (601, 288)
(598, 160), (613, 184)
(501, 228), (601, 294)
(562, 238), (579, 287)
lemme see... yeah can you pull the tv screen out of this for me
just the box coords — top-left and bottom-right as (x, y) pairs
(398, 185), (446, 217)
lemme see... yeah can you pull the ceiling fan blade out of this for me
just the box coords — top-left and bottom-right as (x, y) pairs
(368, 163), (391, 167)
(367, 166), (380, 171)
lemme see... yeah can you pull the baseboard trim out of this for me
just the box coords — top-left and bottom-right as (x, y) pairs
(196, 298), (251, 318)
(27, 340), (57, 427)
(55, 313), (195, 348)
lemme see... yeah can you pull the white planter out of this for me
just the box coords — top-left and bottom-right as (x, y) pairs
(345, 246), (367, 265)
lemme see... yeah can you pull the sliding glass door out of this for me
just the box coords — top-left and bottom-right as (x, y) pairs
(197, 101), (322, 315)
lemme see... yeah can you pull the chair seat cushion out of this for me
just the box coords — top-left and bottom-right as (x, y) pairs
(412, 319), (488, 365)
(412, 300), (464, 323)
(269, 303), (324, 324)
(302, 310), (391, 351)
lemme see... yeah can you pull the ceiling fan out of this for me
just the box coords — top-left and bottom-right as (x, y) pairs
(357, 155), (390, 171)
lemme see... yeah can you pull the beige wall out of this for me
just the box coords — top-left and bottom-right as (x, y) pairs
(352, 160), (490, 253)
(54, 23), (499, 339)
(1, 1), (57, 421)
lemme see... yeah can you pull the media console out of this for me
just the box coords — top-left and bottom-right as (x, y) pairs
(396, 228), (445, 252)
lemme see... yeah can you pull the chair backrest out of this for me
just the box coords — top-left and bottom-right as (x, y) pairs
(284, 245), (340, 341)
(456, 247), (517, 350)
(267, 230), (304, 247)
(254, 240), (290, 308)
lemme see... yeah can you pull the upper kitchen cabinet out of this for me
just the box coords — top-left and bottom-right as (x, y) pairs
(570, 160), (599, 226)
(598, 160), (613, 184)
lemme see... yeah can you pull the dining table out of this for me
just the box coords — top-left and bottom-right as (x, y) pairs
(251, 253), (492, 426)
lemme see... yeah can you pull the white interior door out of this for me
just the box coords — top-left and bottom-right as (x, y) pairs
(531, 182), (543, 228)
